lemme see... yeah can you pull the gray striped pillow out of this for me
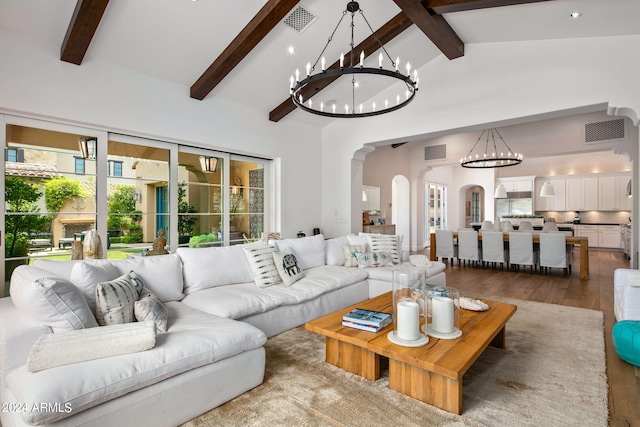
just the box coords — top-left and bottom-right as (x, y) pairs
(366, 234), (400, 264)
(243, 246), (282, 288)
(95, 271), (144, 326)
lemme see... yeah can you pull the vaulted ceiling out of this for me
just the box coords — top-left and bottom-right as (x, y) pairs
(2, 0), (639, 129)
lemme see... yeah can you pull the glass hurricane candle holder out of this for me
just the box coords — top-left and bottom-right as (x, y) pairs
(387, 269), (429, 347)
(425, 286), (462, 339)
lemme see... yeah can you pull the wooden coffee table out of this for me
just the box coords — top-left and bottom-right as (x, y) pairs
(305, 292), (517, 414)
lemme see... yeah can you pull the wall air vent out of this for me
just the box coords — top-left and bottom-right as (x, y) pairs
(424, 144), (447, 162)
(584, 118), (626, 145)
(283, 5), (317, 33)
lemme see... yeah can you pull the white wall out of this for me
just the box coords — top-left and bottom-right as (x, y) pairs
(321, 35), (640, 250)
(0, 28), (323, 239)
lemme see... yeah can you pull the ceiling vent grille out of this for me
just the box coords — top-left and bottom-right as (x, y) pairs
(424, 144), (447, 162)
(283, 5), (317, 33)
(584, 118), (626, 144)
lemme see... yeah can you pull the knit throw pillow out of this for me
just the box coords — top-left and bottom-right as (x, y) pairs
(95, 271), (144, 326)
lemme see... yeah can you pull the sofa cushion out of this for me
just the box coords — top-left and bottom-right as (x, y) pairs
(70, 260), (120, 312)
(273, 248), (304, 287)
(181, 266), (368, 320)
(177, 245), (254, 294)
(364, 261), (447, 282)
(95, 272), (144, 326)
(274, 234), (326, 270)
(243, 246), (282, 288)
(347, 234), (369, 250)
(27, 321), (156, 373)
(325, 236), (349, 266)
(9, 266), (98, 333)
(135, 289), (169, 332)
(6, 302), (267, 426)
(117, 254), (184, 302)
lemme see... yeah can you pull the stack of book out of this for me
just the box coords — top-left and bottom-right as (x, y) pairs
(342, 308), (392, 332)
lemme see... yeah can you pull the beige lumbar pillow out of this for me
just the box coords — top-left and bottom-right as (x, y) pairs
(27, 321), (156, 372)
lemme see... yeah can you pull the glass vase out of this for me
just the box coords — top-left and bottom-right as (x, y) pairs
(387, 269), (429, 347)
(425, 286), (462, 339)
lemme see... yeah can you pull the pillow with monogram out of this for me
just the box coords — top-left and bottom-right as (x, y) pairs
(272, 249), (304, 287)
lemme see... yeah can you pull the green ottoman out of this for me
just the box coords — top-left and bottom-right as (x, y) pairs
(612, 320), (640, 367)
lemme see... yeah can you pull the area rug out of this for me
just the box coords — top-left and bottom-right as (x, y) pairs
(182, 297), (608, 427)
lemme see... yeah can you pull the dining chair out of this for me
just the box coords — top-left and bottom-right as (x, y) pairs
(481, 230), (508, 270)
(457, 229), (481, 267)
(541, 221), (559, 232)
(539, 232), (571, 276)
(480, 220), (494, 230)
(500, 221), (515, 234)
(518, 221), (534, 231)
(508, 232), (537, 272)
(435, 229), (457, 266)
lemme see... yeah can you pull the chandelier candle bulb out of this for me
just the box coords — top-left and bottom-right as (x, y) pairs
(321, 57), (325, 71)
(359, 104), (363, 113)
(306, 62), (311, 76)
(395, 57), (399, 71)
(397, 300), (421, 341)
(360, 50), (364, 67)
(372, 102), (376, 112)
(379, 52), (383, 68)
(340, 52), (344, 68)
(320, 102), (324, 112)
(295, 69), (300, 82)
(406, 62), (411, 76)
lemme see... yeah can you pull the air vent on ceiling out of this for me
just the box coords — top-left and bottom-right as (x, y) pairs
(424, 144), (447, 162)
(283, 5), (317, 33)
(584, 118), (626, 145)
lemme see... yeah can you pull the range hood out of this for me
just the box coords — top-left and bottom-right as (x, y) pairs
(506, 191), (532, 199)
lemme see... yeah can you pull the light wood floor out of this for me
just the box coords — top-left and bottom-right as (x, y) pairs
(419, 247), (640, 427)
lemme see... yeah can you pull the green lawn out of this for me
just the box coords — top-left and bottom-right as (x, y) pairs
(29, 246), (144, 263)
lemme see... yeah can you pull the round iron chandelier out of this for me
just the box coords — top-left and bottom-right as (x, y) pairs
(460, 128), (523, 168)
(289, 1), (418, 118)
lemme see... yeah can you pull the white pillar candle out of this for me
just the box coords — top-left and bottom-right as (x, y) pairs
(432, 296), (454, 333)
(397, 300), (420, 341)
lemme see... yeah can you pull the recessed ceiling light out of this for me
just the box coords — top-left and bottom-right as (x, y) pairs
(287, 46), (295, 55)
(570, 12), (582, 18)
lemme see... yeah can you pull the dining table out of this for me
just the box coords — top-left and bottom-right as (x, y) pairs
(429, 232), (590, 280)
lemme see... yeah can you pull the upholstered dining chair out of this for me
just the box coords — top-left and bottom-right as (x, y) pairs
(457, 229), (481, 267)
(508, 232), (537, 272)
(539, 232), (571, 276)
(518, 221), (534, 231)
(435, 229), (457, 266)
(500, 221), (515, 234)
(480, 220), (494, 230)
(481, 230), (508, 270)
(541, 221), (559, 232)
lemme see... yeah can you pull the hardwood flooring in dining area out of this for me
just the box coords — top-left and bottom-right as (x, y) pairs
(418, 247), (640, 427)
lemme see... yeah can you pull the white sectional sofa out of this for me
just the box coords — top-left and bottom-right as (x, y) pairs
(0, 233), (445, 427)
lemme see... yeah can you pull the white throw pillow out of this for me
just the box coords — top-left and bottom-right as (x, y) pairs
(177, 245), (254, 294)
(409, 254), (433, 268)
(366, 234), (401, 265)
(10, 266), (98, 332)
(243, 246), (282, 288)
(272, 248), (304, 287)
(357, 252), (394, 269)
(343, 244), (367, 268)
(347, 234), (369, 251)
(325, 236), (349, 266)
(69, 260), (119, 312)
(27, 321), (156, 373)
(274, 234), (326, 270)
(135, 289), (169, 332)
(95, 272), (144, 326)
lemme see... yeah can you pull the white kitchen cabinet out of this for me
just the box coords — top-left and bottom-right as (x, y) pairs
(499, 178), (533, 192)
(616, 176), (632, 211)
(535, 179), (564, 211)
(599, 225), (622, 248)
(575, 225), (599, 247)
(583, 178), (599, 210)
(598, 176), (617, 211)
(566, 178), (582, 211)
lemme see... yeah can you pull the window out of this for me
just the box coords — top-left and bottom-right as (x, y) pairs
(5, 148), (24, 163)
(74, 157), (85, 175)
(108, 160), (123, 177)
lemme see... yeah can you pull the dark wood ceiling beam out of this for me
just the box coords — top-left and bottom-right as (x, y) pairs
(423, 0), (553, 15)
(269, 12), (413, 122)
(60, 0), (110, 65)
(190, 0), (300, 101)
(392, 0), (464, 60)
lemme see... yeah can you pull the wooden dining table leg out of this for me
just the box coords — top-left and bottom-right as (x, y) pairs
(580, 239), (589, 280)
(430, 233), (437, 261)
